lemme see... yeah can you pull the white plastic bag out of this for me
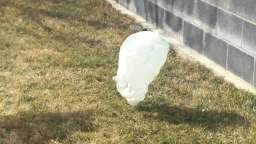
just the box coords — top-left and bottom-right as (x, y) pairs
(113, 31), (170, 106)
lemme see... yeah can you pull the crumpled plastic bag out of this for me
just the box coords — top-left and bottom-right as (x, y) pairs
(113, 31), (170, 106)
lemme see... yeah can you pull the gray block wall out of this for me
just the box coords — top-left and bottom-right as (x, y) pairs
(118, 0), (256, 87)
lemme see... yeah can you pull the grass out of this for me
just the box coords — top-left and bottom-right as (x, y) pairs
(0, 0), (256, 143)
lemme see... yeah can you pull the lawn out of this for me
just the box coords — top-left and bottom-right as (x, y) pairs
(0, 0), (256, 143)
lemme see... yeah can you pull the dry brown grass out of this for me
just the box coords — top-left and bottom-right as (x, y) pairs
(0, 0), (256, 143)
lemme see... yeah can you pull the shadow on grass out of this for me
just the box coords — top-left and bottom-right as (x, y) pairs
(0, 110), (96, 143)
(137, 102), (250, 131)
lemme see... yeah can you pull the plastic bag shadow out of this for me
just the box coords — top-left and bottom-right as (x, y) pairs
(137, 102), (250, 131)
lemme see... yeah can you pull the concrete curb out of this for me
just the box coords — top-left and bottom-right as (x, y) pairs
(106, 0), (256, 94)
